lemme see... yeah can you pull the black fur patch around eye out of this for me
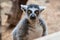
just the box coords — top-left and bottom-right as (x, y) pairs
(34, 10), (39, 16)
(27, 10), (32, 16)
(27, 10), (32, 14)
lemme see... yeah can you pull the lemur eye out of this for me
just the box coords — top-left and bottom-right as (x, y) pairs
(27, 10), (32, 14)
(35, 10), (39, 14)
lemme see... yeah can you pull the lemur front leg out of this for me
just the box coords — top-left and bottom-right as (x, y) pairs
(39, 19), (48, 36)
(12, 19), (29, 40)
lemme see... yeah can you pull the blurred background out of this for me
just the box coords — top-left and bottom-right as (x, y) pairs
(0, 0), (60, 40)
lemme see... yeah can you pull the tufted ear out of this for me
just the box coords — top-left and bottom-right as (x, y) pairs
(21, 5), (28, 11)
(39, 6), (46, 12)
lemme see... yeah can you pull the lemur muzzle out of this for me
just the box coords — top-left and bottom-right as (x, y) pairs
(30, 14), (36, 20)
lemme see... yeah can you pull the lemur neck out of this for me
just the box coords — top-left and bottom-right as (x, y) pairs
(28, 19), (40, 27)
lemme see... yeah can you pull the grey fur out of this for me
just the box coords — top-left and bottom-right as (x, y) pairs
(12, 4), (48, 40)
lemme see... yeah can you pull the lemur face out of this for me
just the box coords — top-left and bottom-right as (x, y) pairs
(21, 4), (46, 20)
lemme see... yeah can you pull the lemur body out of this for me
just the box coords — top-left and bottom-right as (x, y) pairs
(12, 4), (48, 40)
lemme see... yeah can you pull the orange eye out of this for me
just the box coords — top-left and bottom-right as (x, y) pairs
(27, 10), (32, 14)
(35, 10), (39, 14)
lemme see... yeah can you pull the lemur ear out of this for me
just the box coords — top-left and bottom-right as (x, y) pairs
(39, 6), (46, 12)
(21, 5), (28, 11)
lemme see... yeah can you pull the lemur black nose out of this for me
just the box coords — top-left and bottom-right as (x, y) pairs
(30, 14), (36, 20)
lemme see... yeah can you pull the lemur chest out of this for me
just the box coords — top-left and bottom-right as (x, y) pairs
(27, 22), (43, 40)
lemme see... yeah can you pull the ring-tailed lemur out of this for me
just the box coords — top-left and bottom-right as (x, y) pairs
(12, 4), (48, 40)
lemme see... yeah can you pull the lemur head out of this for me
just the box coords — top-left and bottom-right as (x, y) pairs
(21, 4), (46, 20)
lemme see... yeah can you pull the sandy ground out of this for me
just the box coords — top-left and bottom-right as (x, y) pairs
(1, 0), (60, 40)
